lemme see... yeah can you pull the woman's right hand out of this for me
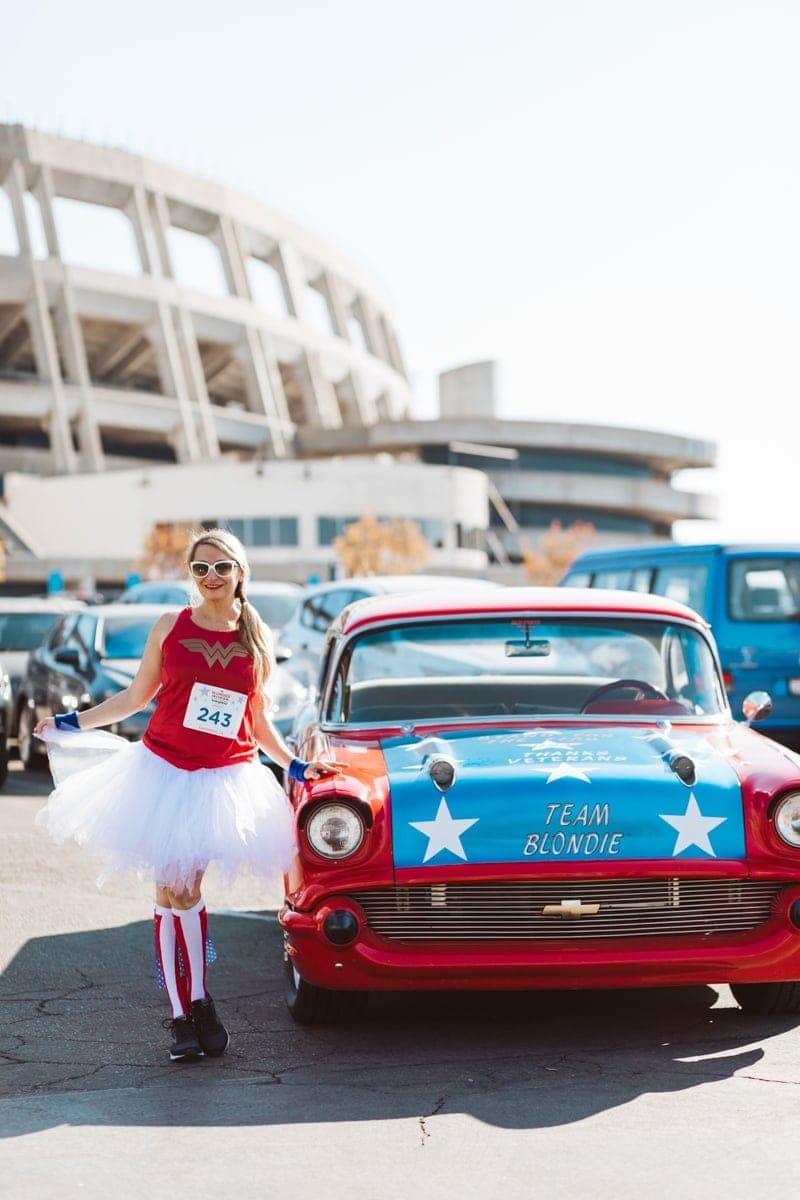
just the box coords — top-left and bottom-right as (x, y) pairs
(33, 716), (56, 738)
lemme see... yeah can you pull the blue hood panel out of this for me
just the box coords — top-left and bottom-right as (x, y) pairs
(382, 726), (746, 868)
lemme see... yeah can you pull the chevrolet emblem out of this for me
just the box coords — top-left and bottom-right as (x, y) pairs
(542, 899), (600, 918)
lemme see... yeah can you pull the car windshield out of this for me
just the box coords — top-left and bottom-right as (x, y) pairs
(101, 617), (155, 659)
(328, 617), (726, 723)
(0, 612), (62, 651)
(247, 593), (298, 629)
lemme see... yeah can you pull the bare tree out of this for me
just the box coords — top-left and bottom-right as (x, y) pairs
(520, 520), (595, 585)
(138, 522), (192, 580)
(334, 514), (431, 577)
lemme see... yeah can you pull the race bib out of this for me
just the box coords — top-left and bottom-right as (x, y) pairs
(183, 681), (248, 739)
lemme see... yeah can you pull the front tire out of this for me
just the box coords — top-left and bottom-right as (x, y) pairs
(284, 954), (367, 1025)
(17, 703), (45, 772)
(729, 981), (800, 1015)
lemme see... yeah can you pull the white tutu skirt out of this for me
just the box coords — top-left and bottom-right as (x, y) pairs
(37, 727), (297, 891)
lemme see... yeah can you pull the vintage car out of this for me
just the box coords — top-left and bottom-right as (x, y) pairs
(281, 587), (800, 1023)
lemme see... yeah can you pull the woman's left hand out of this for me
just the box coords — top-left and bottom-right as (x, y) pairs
(303, 760), (342, 781)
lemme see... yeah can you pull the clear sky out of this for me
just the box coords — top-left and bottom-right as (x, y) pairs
(3, 0), (799, 543)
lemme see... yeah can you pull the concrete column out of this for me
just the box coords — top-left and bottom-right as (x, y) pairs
(125, 184), (158, 275)
(317, 271), (350, 339)
(272, 240), (307, 321)
(6, 160), (77, 472)
(149, 301), (202, 462)
(149, 192), (174, 278)
(301, 349), (342, 429)
(31, 166), (60, 257)
(32, 165), (104, 470)
(236, 326), (291, 456)
(173, 305), (220, 460)
(352, 294), (387, 359)
(51, 288), (104, 470)
(214, 214), (251, 299)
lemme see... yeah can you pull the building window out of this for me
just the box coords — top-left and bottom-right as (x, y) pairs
(317, 516), (359, 546)
(220, 516), (299, 547)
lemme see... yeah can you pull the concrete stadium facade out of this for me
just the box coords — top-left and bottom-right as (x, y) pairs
(0, 124), (413, 476)
(297, 408), (718, 564)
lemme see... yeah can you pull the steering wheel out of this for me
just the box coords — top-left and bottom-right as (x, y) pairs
(580, 678), (669, 713)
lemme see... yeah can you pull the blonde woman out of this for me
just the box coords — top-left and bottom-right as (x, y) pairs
(36, 529), (336, 1062)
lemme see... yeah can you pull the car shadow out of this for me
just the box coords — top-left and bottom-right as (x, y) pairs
(0, 911), (793, 1137)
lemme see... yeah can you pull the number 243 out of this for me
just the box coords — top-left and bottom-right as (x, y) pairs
(198, 706), (232, 728)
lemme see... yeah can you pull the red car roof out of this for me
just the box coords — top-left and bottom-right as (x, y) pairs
(339, 586), (707, 637)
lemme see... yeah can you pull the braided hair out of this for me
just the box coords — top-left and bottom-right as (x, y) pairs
(186, 527), (274, 695)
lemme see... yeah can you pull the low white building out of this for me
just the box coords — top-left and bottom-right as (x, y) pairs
(1, 456), (489, 589)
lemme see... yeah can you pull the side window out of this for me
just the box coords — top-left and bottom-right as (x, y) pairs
(630, 567), (653, 593)
(49, 614), (78, 651)
(74, 615), (98, 656)
(562, 571), (592, 588)
(305, 589), (354, 634)
(652, 564), (708, 616)
(593, 568), (632, 590)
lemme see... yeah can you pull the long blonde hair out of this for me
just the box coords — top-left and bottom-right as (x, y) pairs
(186, 527), (274, 694)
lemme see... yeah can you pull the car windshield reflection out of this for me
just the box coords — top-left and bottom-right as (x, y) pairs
(101, 618), (154, 659)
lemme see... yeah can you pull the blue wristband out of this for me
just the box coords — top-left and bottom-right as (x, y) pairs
(288, 757), (310, 782)
(54, 710), (80, 731)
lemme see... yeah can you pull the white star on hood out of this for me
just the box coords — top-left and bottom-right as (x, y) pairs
(659, 793), (727, 857)
(409, 798), (479, 863)
(537, 763), (593, 784)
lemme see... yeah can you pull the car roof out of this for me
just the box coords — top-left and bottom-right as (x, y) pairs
(569, 542), (800, 565)
(0, 596), (85, 610)
(338, 586), (707, 637)
(246, 580), (301, 593)
(70, 603), (179, 620)
(303, 574), (501, 597)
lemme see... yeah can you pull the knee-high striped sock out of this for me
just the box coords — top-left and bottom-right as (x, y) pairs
(173, 898), (209, 1003)
(154, 904), (185, 1019)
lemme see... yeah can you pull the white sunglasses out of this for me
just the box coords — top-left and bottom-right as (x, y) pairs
(189, 559), (237, 580)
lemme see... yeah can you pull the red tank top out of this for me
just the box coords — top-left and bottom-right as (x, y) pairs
(143, 607), (258, 771)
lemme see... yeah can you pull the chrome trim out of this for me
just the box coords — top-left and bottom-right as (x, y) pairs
(348, 879), (783, 942)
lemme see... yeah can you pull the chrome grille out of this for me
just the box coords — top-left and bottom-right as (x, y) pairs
(349, 880), (785, 941)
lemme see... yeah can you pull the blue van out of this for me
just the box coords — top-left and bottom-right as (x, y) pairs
(560, 543), (800, 750)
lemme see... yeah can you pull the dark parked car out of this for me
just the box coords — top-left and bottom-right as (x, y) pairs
(0, 660), (11, 788)
(17, 604), (167, 770)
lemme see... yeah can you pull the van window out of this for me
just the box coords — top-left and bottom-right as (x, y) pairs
(728, 558), (800, 621)
(563, 571), (592, 588)
(652, 563), (708, 615)
(593, 568), (632, 589)
(630, 567), (653, 593)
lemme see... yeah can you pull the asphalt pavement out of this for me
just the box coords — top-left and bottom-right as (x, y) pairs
(2, 761), (799, 1200)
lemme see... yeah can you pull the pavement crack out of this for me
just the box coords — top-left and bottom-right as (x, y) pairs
(418, 1094), (446, 1146)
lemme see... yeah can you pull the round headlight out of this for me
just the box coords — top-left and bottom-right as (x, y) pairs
(306, 803), (364, 859)
(774, 792), (800, 848)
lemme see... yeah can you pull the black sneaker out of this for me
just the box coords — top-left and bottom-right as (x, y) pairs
(162, 1015), (203, 1062)
(190, 994), (230, 1057)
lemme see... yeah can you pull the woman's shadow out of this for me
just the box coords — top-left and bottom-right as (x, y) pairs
(0, 912), (793, 1137)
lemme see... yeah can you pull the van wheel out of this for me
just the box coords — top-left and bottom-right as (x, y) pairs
(729, 981), (800, 1015)
(284, 955), (367, 1025)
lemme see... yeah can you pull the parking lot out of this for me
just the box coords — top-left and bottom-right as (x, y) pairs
(1, 761), (799, 1199)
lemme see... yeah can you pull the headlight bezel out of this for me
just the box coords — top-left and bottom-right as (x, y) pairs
(773, 791), (800, 849)
(305, 801), (365, 860)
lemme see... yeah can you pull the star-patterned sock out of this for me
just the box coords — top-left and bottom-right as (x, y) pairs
(172, 898), (209, 1003)
(154, 904), (184, 1019)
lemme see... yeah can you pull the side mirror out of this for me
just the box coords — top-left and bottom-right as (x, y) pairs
(54, 647), (83, 671)
(742, 690), (772, 724)
(275, 645), (292, 665)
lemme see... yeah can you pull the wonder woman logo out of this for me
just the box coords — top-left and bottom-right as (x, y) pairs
(179, 639), (250, 669)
